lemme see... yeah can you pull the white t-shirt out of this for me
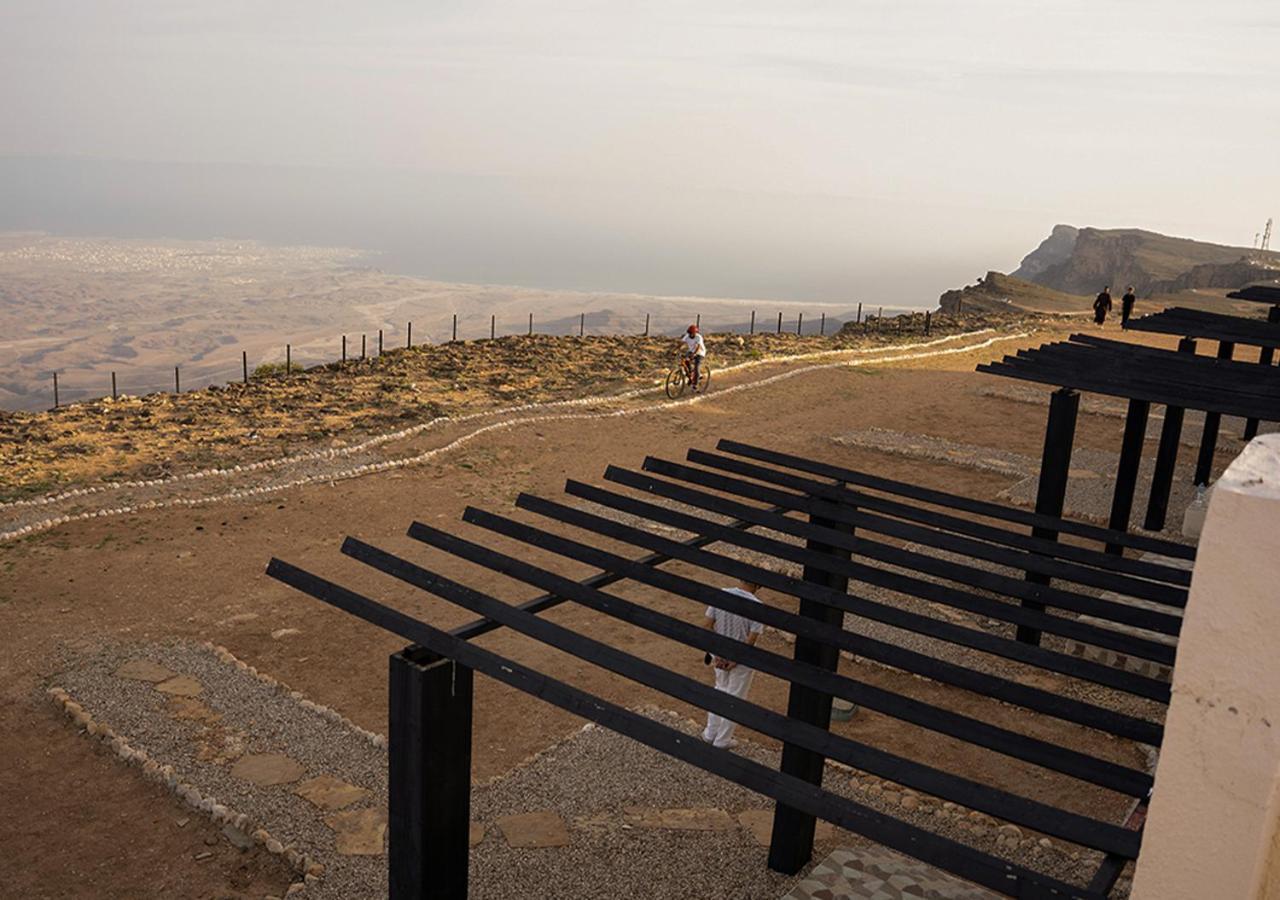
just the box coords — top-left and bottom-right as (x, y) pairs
(706, 587), (764, 643)
(680, 332), (706, 357)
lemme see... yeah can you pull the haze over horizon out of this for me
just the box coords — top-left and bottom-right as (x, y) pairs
(3, 1), (1278, 306)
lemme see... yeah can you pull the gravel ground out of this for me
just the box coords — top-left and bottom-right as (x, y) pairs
(53, 641), (388, 899)
(49, 640), (1128, 899)
(832, 427), (1203, 531)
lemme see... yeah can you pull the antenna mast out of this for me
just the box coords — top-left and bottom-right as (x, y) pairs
(1263, 218), (1274, 252)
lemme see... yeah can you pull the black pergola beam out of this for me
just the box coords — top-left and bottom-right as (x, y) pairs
(716, 440), (1194, 560)
(410, 511), (1153, 797)
(1125, 308), (1280, 348)
(770, 503), (854, 873)
(684, 448), (1190, 586)
(642, 455), (1188, 605)
(337, 538), (1141, 857)
(1244, 304), (1280, 440)
(599, 468), (1184, 637)
(1020, 388), (1079, 645)
(977, 360), (1279, 423)
(513, 488), (1174, 688)
(1002, 345), (1280, 401)
(389, 648), (472, 900)
(1143, 338), (1196, 530)
(518, 490), (1169, 739)
(574, 474), (1177, 668)
(1227, 285), (1280, 304)
(449, 504), (788, 642)
(1106, 399), (1151, 552)
(265, 558), (1108, 900)
(1194, 341), (1236, 485)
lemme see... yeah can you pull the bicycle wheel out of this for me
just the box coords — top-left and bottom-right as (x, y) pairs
(697, 363), (711, 393)
(665, 365), (687, 399)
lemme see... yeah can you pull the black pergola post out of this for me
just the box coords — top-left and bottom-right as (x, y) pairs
(389, 647), (473, 900)
(1193, 340), (1235, 486)
(1144, 337), (1196, 530)
(1018, 388), (1079, 645)
(1243, 305), (1278, 440)
(1106, 399), (1151, 554)
(768, 506), (852, 875)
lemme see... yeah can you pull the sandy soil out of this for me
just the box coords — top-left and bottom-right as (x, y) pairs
(1, 323), (1207, 897)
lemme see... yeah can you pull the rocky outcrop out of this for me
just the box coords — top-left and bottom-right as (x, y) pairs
(1012, 225), (1079, 281)
(938, 272), (1086, 314)
(1012, 225), (1279, 296)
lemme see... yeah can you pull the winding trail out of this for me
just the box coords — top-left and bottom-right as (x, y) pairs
(1, 328), (1030, 544)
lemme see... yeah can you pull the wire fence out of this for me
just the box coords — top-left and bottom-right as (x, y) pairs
(27, 303), (930, 413)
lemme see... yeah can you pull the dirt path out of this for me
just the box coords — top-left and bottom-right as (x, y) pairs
(8, 322), (1172, 898)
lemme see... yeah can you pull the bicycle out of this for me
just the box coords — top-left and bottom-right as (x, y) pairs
(665, 354), (711, 399)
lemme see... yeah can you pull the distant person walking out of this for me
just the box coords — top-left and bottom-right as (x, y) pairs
(679, 324), (707, 393)
(701, 580), (765, 750)
(1120, 286), (1137, 327)
(1093, 286), (1113, 327)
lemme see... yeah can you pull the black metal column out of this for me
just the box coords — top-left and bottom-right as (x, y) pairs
(389, 646), (474, 900)
(1144, 337), (1196, 531)
(1193, 341), (1235, 486)
(1243, 306), (1279, 440)
(768, 507), (853, 875)
(1106, 399), (1151, 554)
(1017, 388), (1079, 645)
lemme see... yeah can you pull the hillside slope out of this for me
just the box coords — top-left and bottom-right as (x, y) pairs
(1012, 225), (1280, 296)
(938, 271), (1092, 314)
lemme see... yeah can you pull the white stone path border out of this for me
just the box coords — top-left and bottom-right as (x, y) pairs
(2, 329), (1029, 545)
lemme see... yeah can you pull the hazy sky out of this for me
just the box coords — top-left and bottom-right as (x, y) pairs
(2, 1), (1278, 303)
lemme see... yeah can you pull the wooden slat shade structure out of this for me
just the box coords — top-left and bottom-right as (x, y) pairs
(267, 439), (1192, 899)
(978, 333), (1280, 535)
(1124, 307), (1280, 350)
(1226, 284), (1280, 305)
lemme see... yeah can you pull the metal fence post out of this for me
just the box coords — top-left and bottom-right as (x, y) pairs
(856, 302), (862, 324)
(820, 313), (825, 336)
(111, 371), (118, 400)
(243, 350), (249, 383)
(174, 366), (181, 393)
(491, 315), (496, 340)
(776, 312), (782, 334)
(389, 647), (473, 900)
(796, 313), (803, 335)
(696, 314), (700, 330)
(342, 335), (347, 363)
(749, 310), (755, 334)
(378, 330), (383, 356)
(362, 334), (367, 360)
(407, 322), (412, 348)
(580, 313), (585, 337)
(452, 315), (458, 343)
(52, 372), (59, 409)
(528, 312), (533, 336)
(644, 313), (650, 337)
(286, 344), (291, 374)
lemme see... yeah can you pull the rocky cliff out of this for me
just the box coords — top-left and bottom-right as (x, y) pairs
(1011, 225), (1279, 296)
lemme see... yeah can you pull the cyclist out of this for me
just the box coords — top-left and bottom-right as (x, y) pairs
(679, 324), (706, 393)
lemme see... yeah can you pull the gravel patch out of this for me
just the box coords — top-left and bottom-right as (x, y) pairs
(49, 640), (1129, 899)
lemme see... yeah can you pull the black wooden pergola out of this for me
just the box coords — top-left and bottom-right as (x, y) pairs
(1125, 305), (1280, 444)
(267, 439), (1194, 899)
(978, 334), (1280, 534)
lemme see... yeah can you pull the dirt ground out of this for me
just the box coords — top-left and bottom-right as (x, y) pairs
(1, 323), (1208, 897)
